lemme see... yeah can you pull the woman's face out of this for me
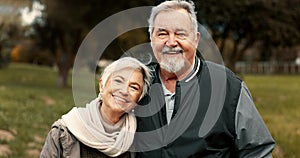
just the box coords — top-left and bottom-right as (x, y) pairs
(100, 68), (144, 114)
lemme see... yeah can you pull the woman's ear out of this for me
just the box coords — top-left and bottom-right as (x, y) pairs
(99, 79), (103, 93)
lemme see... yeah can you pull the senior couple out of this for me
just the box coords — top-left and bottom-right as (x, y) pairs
(41, 1), (275, 158)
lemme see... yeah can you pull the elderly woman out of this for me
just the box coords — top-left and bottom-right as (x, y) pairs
(40, 57), (151, 158)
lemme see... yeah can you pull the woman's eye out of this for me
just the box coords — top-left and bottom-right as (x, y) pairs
(113, 79), (123, 84)
(130, 86), (139, 91)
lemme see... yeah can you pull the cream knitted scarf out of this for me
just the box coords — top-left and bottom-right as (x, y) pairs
(61, 97), (136, 157)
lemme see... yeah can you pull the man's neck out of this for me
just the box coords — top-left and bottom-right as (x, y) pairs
(159, 70), (178, 93)
(159, 63), (194, 93)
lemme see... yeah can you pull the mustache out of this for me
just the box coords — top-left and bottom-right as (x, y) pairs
(161, 46), (184, 54)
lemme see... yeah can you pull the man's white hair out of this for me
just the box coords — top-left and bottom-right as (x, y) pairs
(148, 0), (198, 39)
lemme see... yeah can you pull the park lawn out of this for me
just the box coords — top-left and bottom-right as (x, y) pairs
(0, 63), (299, 157)
(0, 63), (74, 157)
(244, 75), (300, 158)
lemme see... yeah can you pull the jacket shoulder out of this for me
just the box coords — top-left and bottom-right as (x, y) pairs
(51, 119), (80, 157)
(204, 61), (242, 84)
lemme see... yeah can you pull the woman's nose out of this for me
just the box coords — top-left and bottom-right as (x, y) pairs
(119, 85), (129, 96)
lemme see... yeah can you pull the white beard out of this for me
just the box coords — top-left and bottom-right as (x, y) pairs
(160, 54), (185, 73)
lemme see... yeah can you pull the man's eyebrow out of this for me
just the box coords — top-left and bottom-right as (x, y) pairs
(157, 28), (167, 32)
(175, 28), (188, 32)
(156, 28), (187, 32)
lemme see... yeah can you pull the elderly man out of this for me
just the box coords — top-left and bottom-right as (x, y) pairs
(133, 0), (275, 158)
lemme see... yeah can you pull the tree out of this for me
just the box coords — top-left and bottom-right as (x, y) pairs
(197, 0), (300, 72)
(32, 0), (300, 81)
(0, 0), (30, 68)
(32, 0), (153, 87)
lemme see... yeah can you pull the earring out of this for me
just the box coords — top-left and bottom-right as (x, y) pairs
(98, 93), (102, 101)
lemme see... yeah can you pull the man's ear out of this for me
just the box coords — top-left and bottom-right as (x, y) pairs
(195, 32), (200, 46)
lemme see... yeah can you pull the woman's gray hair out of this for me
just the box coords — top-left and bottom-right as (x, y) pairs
(100, 57), (151, 101)
(148, 0), (198, 39)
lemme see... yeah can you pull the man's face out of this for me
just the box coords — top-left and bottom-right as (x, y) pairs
(151, 9), (200, 74)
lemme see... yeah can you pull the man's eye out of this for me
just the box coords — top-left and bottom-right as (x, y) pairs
(157, 32), (167, 37)
(176, 33), (187, 38)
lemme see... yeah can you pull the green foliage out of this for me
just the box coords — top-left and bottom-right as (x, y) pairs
(34, 0), (154, 60)
(0, 64), (299, 157)
(198, 0), (300, 47)
(31, 0), (155, 87)
(10, 39), (54, 66)
(197, 0), (300, 71)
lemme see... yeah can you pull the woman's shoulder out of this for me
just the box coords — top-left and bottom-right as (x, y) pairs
(51, 119), (77, 141)
(41, 119), (80, 157)
(49, 119), (68, 137)
(50, 119), (81, 156)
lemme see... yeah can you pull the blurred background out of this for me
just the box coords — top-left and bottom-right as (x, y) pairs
(0, 0), (299, 157)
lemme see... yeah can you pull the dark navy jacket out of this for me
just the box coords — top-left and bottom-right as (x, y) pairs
(132, 58), (274, 158)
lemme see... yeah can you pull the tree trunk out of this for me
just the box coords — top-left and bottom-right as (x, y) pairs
(54, 33), (75, 88)
(56, 52), (72, 88)
(0, 44), (6, 69)
(228, 36), (255, 73)
(227, 38), (240, 73)
(219, 25), (230, 55)
(0, 44), (2, 68)
(57, 68), (69, 88)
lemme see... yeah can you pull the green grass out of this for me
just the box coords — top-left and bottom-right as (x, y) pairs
(0, 63), (74, 158)
(0, 64), (299, 157)
(244, 75), (300, 158)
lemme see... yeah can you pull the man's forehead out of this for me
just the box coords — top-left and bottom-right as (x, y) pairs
(155, 9), (190, 20)
(153, 10), (191, 28)
(152, 22), (190, 33)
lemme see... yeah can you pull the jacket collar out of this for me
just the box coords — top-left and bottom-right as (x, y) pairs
(150, 57), (203, 83)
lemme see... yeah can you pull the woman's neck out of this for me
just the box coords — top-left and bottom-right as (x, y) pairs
(99, 105), (123, 124)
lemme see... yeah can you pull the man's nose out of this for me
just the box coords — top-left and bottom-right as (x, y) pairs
(166, 34), (178, 47)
